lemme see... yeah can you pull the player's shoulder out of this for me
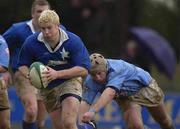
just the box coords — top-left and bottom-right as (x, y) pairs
(0, 35), (6, 42)
(12, 21), (28, 28)
(24, 32), (39, 44)
(0, 35), (7, 45)
(65, 30), (81, 41)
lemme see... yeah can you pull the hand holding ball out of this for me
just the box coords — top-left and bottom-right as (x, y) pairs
(29, 62), (48, 89)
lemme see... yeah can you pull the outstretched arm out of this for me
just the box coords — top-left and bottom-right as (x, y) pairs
(82, 87), (116, 122)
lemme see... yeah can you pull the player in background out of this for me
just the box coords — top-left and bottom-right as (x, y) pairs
(3, 0), (51, 129)
(0, 35), (11, 129)
(79, 53), (175, 129)
(18, 9), (95, 129)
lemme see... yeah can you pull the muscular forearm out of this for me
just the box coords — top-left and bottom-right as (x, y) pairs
(57, 66), (88, 79)
(91, 87), (116, 113)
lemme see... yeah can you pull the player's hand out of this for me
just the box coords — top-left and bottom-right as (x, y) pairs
(42, 66), (58, 83)
(82, 111), (95, 123)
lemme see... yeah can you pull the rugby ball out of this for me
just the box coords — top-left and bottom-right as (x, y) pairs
(29, 62), (48, 89)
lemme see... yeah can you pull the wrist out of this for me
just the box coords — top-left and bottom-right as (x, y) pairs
(89, 108), (97, 114)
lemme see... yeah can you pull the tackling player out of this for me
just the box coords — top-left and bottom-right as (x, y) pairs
(79, 53), (175, 129)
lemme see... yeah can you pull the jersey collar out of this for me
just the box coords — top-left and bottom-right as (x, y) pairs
(37, 28), (69, 53)
(26, 20), (36, 34)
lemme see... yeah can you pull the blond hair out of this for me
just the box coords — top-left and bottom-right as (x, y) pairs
(38, 9), (60, 25)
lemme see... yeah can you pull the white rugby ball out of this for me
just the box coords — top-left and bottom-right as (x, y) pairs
(29, 62), (48, 89)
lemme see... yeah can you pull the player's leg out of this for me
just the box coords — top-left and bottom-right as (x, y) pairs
(40, 86), (64, 129)
(148, 103), (175, 129)
(60, 77), (83, 129)
(49, 109), (64, 129)
(0, 109), (11, 129)
(0, 89), (11, 129)
(122, 103), (144, 129)
(14, 71), (38, 129)
(145, 79), (175, 129)
(37, 98), (47, 129)
(61, 96), (80, 129)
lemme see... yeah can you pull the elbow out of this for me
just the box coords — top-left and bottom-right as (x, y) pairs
(110, 91), (116, 99)
(79, 67), (89, 77)
(107, 88), (116, 99)
(81, 69), (88, 77)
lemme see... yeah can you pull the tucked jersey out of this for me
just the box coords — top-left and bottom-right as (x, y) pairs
(18, 28), (91, 88)
(3, 20), (66, 72)
(0, 35), (9, 69)
(83, 59), (152, 105)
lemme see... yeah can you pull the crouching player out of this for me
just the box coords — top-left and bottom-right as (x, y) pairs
(0, 35), (11, 129)
(79, 53), (175, 129)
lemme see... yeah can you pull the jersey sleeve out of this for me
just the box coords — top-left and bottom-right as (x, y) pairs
(18, 37), (34, 67)
(0, 36), (9, 68)
(3, 25), (19, 51)
(106, 73), (126, 91)
(68, 35), (91, 71)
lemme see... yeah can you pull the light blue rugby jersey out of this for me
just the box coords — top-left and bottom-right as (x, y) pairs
(83, 59), (152, 105)
(18, 28), (91, 88)
(3, 20), (66, 72)
(0, 35), (9, 69)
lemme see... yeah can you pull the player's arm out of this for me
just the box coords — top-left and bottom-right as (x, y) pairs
(82, 87), (116, 122)
(91, 87), (116, 112)
(44, 66), (88, 82)
(57, 66), (88, 78)
(18, 66), (30, 79)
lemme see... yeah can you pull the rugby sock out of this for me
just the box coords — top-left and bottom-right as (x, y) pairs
(23, 120), (38, 129)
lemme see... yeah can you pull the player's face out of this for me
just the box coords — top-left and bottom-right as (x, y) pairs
(32, 5), (49, 25)
(40, 22), (59, 43)
(91, 71), (107, 84)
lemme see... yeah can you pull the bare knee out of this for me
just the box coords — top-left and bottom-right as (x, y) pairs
(25, 105), (37, 121)
(63, 119), (76, 129)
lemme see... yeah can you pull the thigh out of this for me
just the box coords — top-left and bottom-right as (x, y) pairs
(41, 77), (82, 113)
(49, 108), (63, 129)
(61, 96), (80, 123)
(116, 98), (144, 129)
(122, 103), (143, 126)
(37, 100), (47, 124)
(147, 102), (170, 123)
(13, 71), (38, 98)
(0, 109), (10, 124)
